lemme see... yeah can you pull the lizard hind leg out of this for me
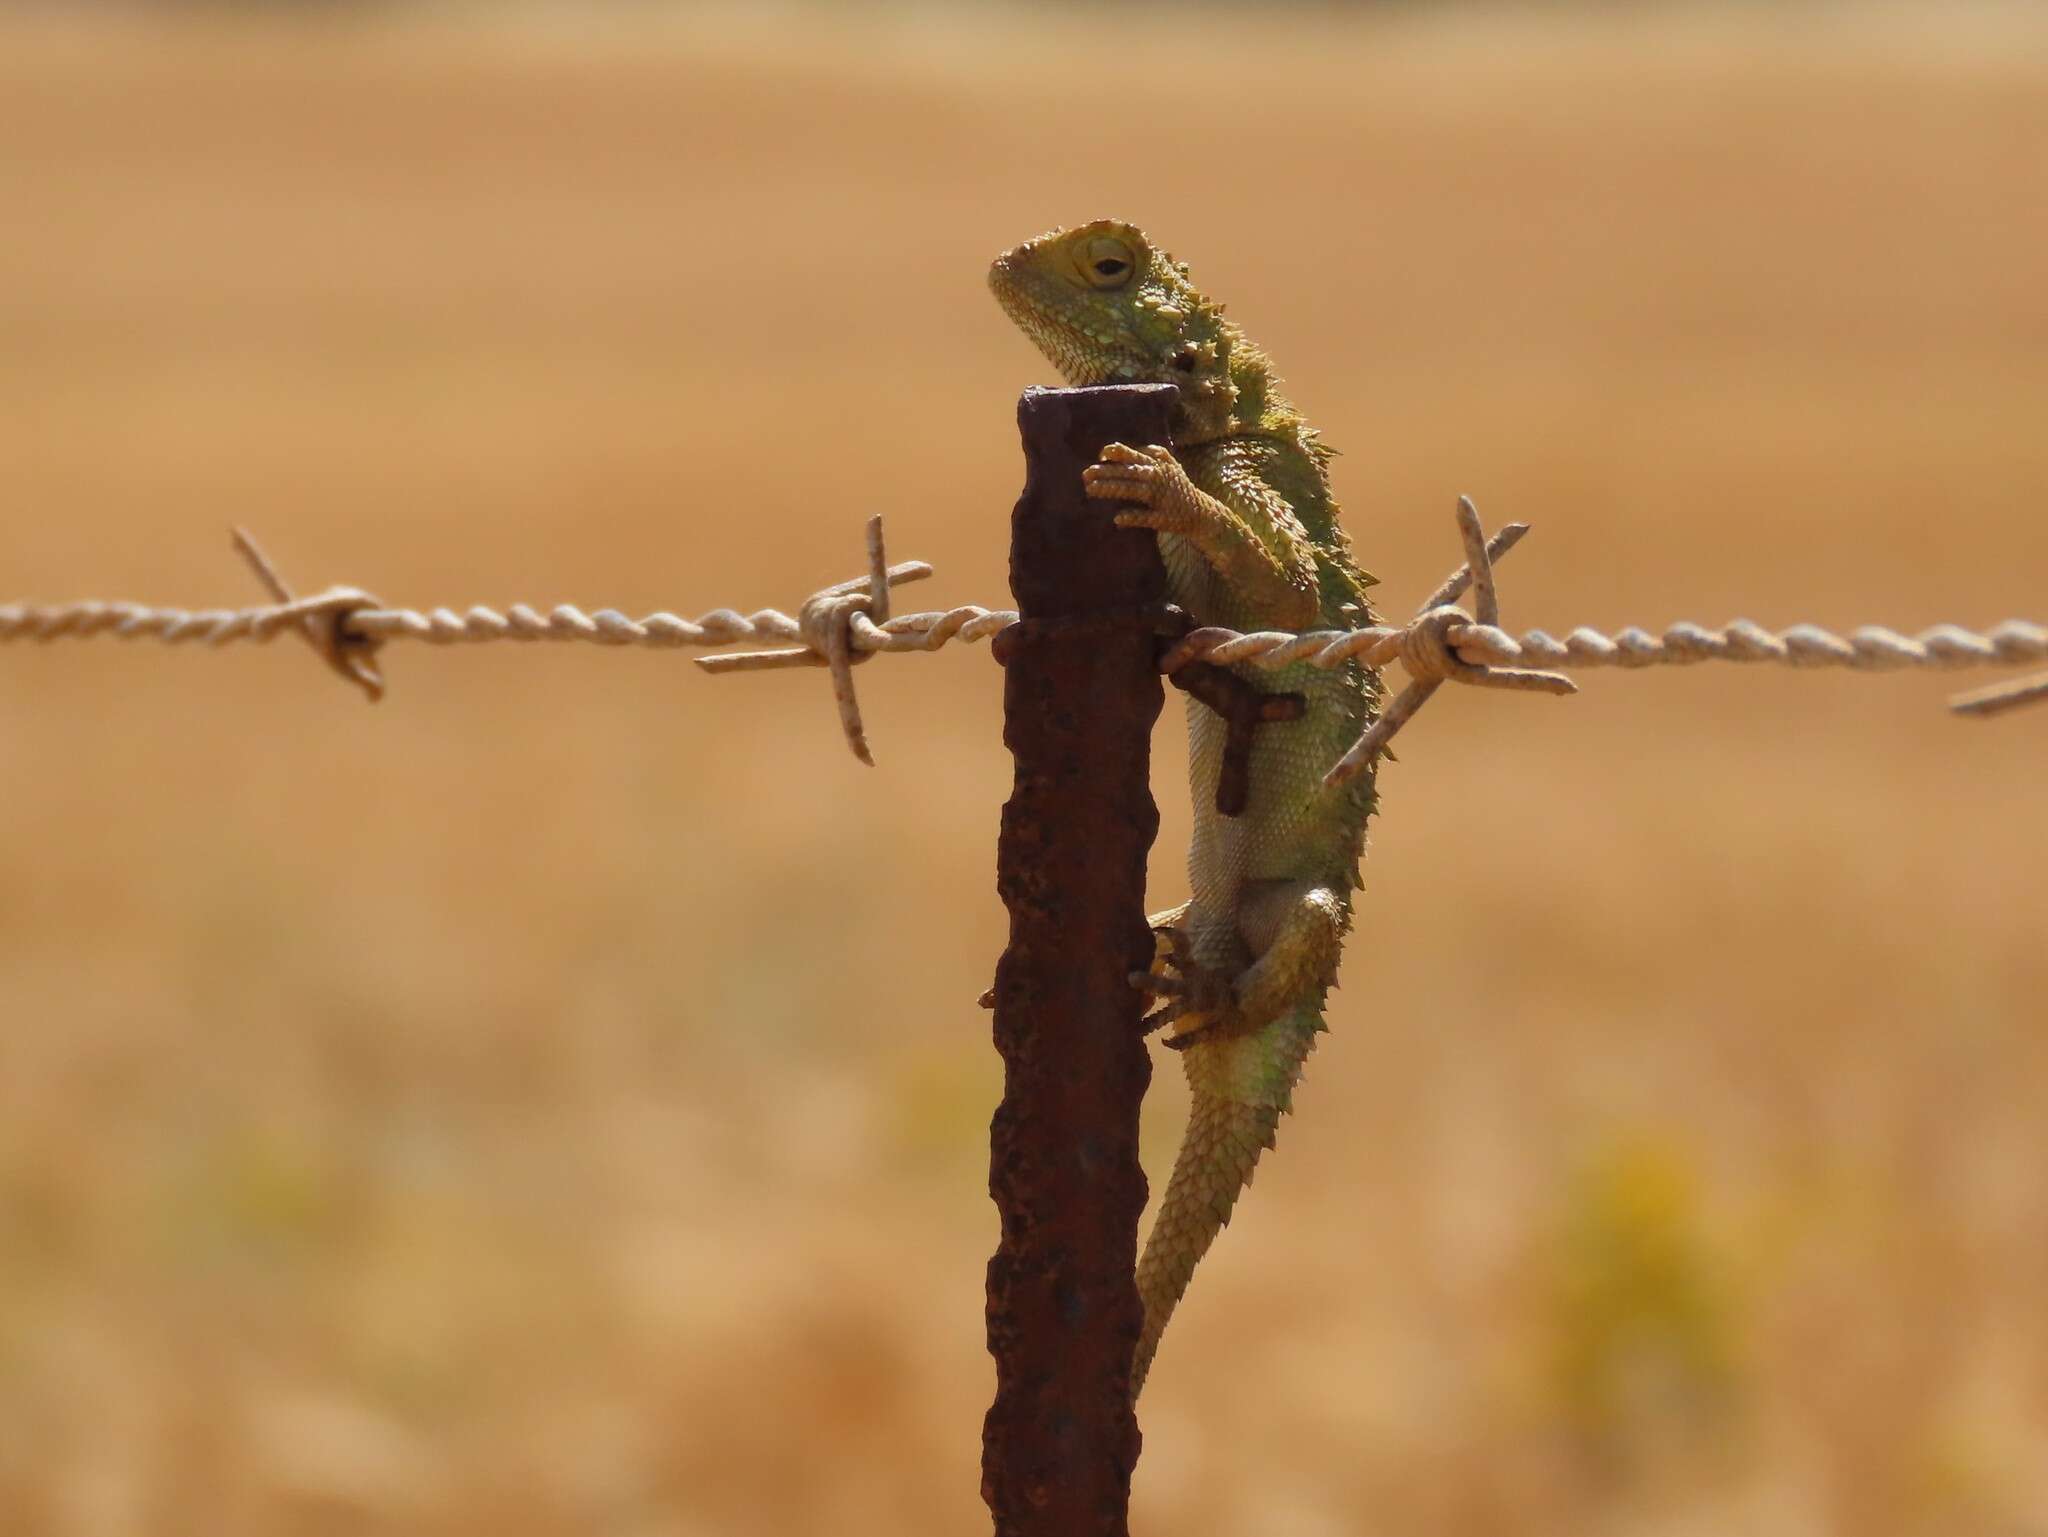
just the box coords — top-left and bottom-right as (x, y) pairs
(1144, 879), (1348, 1050)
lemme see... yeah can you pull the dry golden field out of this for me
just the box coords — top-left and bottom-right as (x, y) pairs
(2, 6), (2046, 1534)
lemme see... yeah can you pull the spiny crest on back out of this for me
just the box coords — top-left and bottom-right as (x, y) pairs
(989, 219), (1254, 442)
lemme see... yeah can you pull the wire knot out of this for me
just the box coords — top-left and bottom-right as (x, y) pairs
(693, 515), (934, 766)
(798, 584), (879, 673)
(1397, 606), (1474, 685)
(232, 531), (386, 701)
(279, 585), (387, 699)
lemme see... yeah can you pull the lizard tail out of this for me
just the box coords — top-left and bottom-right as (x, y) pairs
(1132, 1003), (1323, 1397)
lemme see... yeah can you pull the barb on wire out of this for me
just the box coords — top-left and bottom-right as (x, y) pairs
(693, 515), (911, 764)
(230, 527), (386, 702)
(1323, 499), (1575, 785)
(1949, 670), (2048, 718)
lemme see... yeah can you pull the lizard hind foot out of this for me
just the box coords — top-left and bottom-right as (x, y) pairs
(1138, 948), (1243, 1049)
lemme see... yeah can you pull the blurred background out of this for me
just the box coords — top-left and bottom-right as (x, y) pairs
(2, 2), (2046, 1533)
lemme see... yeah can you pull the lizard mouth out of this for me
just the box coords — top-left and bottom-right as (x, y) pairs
(988, 256), (1143, 388)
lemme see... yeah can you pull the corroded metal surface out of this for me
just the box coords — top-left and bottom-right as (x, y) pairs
(983, 385), (1174, 1537)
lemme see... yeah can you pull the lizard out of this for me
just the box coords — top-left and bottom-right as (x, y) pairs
(988, 219), (1382, 1396)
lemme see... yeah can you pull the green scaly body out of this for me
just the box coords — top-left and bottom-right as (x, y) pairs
(990, 221), (1381, 1395)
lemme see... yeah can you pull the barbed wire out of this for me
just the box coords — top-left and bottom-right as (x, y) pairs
(2, 507), (2041, 779)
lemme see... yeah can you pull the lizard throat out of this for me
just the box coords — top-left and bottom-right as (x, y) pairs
(989, 279), (1155, 388)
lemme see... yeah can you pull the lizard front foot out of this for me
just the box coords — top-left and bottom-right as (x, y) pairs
(1081, 442), (1204, 534)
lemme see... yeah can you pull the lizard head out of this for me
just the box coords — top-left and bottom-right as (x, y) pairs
(989, 219), (1241, 438)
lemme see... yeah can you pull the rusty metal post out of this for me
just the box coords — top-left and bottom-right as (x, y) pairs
(982, 384), (1176, 1537)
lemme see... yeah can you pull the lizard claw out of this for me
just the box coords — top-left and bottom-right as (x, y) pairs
(1140, 1000), (1183, 1037)
(1093, 441), (1159, 468)
(1159, 1021), (1224, 1052)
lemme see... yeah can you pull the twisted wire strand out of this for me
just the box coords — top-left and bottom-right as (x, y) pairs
(0, 592), (371, 647)
(10, 594), (2041, 676)
(0, 591), (1018, 655)
(3, 508), (2042, 774)
(1167, 616), (2048, 677)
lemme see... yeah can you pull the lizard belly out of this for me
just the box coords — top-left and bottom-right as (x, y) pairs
(1186, 671), (1364, 890)
(1160, 534), (1247, 972)
(1160, 531), (1374, 967)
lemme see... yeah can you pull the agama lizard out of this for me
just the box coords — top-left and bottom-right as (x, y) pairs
(990, 220), (1382, 1395)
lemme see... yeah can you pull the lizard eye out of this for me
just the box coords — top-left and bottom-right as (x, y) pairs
(1169, 346), (1199, 373)
(1080, 236), (1136, 288)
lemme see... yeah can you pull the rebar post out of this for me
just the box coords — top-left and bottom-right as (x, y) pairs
(982, 384), (1176, 1537)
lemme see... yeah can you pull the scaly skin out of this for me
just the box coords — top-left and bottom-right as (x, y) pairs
(990, 220), (1382, 1396)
